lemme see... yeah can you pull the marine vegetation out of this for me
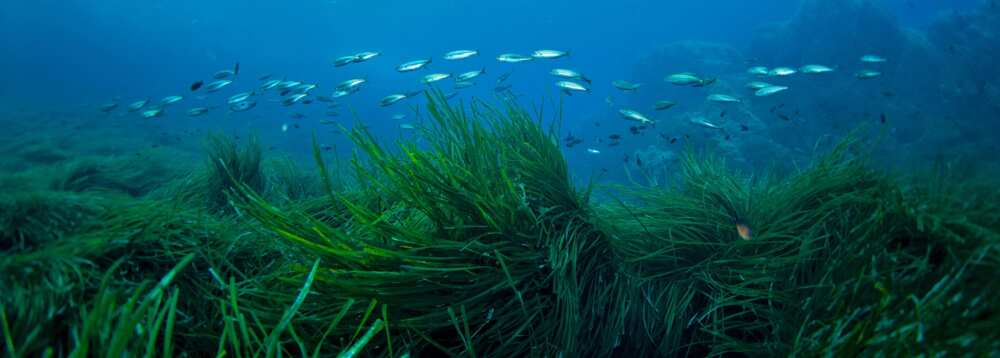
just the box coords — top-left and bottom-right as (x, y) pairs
(1, 93), (997, 357)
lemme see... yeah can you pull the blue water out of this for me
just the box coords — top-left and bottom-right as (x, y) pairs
(0, 0), (993, 183)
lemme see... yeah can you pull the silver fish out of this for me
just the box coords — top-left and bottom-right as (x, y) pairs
(767, 67), (797, 76)
(354, 51), (380, 62)
(755, 85), (788, 97)
(531, 49), (568, 59)
(380, 94), (408, 107)
(160, 95), (183, 105)
(444, 50), (478, 60)
(187, 107), (211, 116)
(690, 117), (722, 129)
(391, 114), (407, 120)
(618, 109), (653, 124)
(860, 55), (887, 63)
(653, 100), (676, 110)
(421, 73), (451, 84)
(496, 53), (534, 63)
(707, 94), (741, 103)
(336, 78), (366, 90)
(228, 92), (254, 104)
(127, 99), (149, 112)
(746, 81), (773, 90)
(277, 80), (301, 89)
(282, 94), (308, 106)
(454, 81), (475, 89)
(800, 64), (834, 74)
(213, 70), (235, 79)
(397, 59), (432, 72)
(665, 72), (704, 86)
(205, 80), (233, 92)
(99, 102), (118, 112)
(260, 79), (281, 90)
(855, 70), (882, 79)
(292, 83), (317, 93)
(550, 68), (591, 84)
(141, 108), (164, 119)
(586, 148), (601, 154)
(612, 80), (641, 91)
(747, 66), (769, 76)
(456, 68), (486, 82)
(555, 80), (589, 92)
(399, 123), (416, 130)
(334, 55), (357, 67)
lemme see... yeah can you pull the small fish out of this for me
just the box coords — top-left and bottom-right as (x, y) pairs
(454, 81), (475, 89)
(277, 80), (301, 89)
(99, 102), (118, 112)
(141, 107), (164, 119)
(550, 68), (591, 84)
(127, 99), (149, 112)
(494, 84), (513, 92)
(665, 72), (712, 86)
(399, 123), (416, 130)
(190, 80), (204, 91)
(205, 80), (233, 92)
(160, 96), (183, 105)
(612, 80), (641, 91)
(636, 156), (642, 167)
(230, 100), (256, 112)
(586, 148), (601, 154)
(609, 134), (621, 140)
(325, 111), (339, 117)
(746, 81), (773, 90)
(354, 51), (380, 62)
(319, 120), (336, 125)
(531, 49), (569, 59)
(456, 68), (486, 81)
(282, 93), (308, 106)
(315, 95), (334, 103)
(213, 70), (235, 79)
(292, 83), (317, 93)
(755, 85), (789, 97)
(281, 123), (289, 132)
(336, 78), (366, 90)
(334, 55), (358, 67)
(260, 79), (281, 91)
(422, 73), (451, 84)
(443, 50), (478, 60)
(618, 109), (654, 124)
(735, 221), (752, 240)
(670, 137), (677, 144)
(187, 107), (211, 116)
(860, 54), (887, 63)
(690, 116), (723, 129)
(855, 70), (882, 79)
(555, 80), (589, 93)
(496, 71), (513, 84)
(746, 66), (769, 76)
(707, 94), (741, 103)
(289, 113), (306, 119)
(444, 92), (459, 100)
(800, 64), (834, 74)
(880, 112), (887, 124)
(496, 53), (534, 63)
(767, 67), (797, 76)
(391, 114), (407, 120)
(258, 74), (272, 81)
(227, 92), (253, 104)
(720, 110), (727, 118)
(397, 59), (432, 72)
(653, 100), (676, 110)
(380, 94), (408, 107)
(331, 89), (352, 98)
(740, 124), (749, 131)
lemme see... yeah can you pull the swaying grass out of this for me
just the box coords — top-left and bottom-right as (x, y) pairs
(1, 94), (997, 356)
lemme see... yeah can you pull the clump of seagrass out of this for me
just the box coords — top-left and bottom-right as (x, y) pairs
(602, 136), (1000, 356)
(171, 134), (265, 212)
(236, 92), (619, 356)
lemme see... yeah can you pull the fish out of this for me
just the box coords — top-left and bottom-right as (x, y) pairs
(666, 72), (713, 86)
(496, 71), (513, 84)
(855, 70), (882, 79)
(99, 102), (118, 112)
(331, 90), (352, 98)
(880, 112), (887, 124)
(494, 84), (513, 92)
(444, 92), (459, 100)
(258, 74), (272, 81)
(292, 83), (317, 93)
(531, 49), (569, 59)
(618, 109), (654, 124)
(612, 80), (641, 91)
(227, 92), (254, 104)
(860, 54), (887, 63)
(800, 64), (834, 74)
(380, 94), (408, 107)
(609, 134), (621, 140)
(444, 50), (478, 60)
(213, 70), (235, 79)
(281, 123), (289, 132)
(205, 80), (233, 92)
(391, 114), (407, 120)
(755, 85), (789, 97)
(707, 94), (741, 103)
(740, 124), (749, 131)
(767, 67), (797, 76)
(127, 99), (149, 112)
(354, 51), (380, 62)
(260, 79), (281, 91)
(454, 81), (475, 89)
(422, 73), (451, 84)
(746, 81), (773, 90)
(277, 80), (301, 90)
(399, 123), (416, 130)
(229, 100), (256, 112)
(549, 68), (591, 84)
(187, 107), (211, 116)
(334, 55), (358, 67)
(747, 66), (769, 76)
(289, 113), (306, 119)
(457, 68), (486, 81)
(159, 96), (182, 105)
(735, 221), (752, 240)
(282, 94), (308, 106)
(397, 59), (432, 72)
(190, 80), (204, 91)
(690, 117), (723, 129)
(315, 95), (334, 103)
(555, 80), (589, 93)
(496, 53), (534, 63)
(326, 111), (339, 117)
(586, 148), (601, 154)
(336, 78), (366, 90)
(141, 107), (164, 119)
(653, 100), (676, 110)
(319, 120), (336, 125)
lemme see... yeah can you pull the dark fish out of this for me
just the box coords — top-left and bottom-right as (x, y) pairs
(594, 122), (601, 127)
(496, 71), (513, 84)
(234, 62), (240, 75)
(720, 110), (727, 118)
(293, 123), (300, 129)
(280, 89), (291, 96)
(636, 157), (643, 167)
(670, 137), (677, 144)
(882, 91), (895, 97)
(259, 74), (272, 81)
(880, 112), (887, 124)
(302, 99), (313, 104)
(740, 124), (749, 131)
(190, 80), (203, 91)
(778, 113), (791, 121)
(725, 134), (731, 140)
(609, 134), (621, 140)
